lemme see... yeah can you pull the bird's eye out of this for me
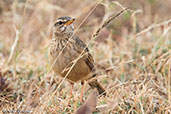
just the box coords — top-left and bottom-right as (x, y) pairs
(58, 21), (63, 25)
(54, 21), (63, 26)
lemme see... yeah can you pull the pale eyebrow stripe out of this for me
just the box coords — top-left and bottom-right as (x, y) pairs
(55, 19), (68, 24)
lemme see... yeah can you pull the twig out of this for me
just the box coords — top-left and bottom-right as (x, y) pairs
(7, 26), (20, 65)
(135, 18), (171, 37)
(7, 0), (29, 65)
(112, 1), (126, 9)
(92, 6), (130, 38)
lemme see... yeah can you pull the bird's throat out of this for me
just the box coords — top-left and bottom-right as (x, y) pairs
(53, 32), (73, 40)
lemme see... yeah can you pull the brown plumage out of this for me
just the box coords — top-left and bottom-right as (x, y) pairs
(49, 16), (106, 95)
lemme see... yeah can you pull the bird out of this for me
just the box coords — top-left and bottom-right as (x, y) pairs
(49, 16), (106, 100)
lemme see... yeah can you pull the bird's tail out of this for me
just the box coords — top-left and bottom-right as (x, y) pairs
(88, 79), (106, 96)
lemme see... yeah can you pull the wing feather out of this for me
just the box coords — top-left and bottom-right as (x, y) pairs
(73, 36), (95, 71)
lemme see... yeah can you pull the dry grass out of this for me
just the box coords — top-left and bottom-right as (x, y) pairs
(0, 0), (171, 113)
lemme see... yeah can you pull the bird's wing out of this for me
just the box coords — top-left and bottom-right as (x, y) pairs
(73, 36), (95, 72)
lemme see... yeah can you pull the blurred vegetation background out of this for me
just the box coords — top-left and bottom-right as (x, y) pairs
(0, 0), (170, 113)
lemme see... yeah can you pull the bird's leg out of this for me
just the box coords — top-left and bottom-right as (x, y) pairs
(80, 81), (84, 103)
(68, 82), (74, 105)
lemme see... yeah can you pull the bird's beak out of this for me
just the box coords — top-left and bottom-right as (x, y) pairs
(64, 18), (75, 26)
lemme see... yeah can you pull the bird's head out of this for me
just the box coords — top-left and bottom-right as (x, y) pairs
(53, 16), (75, 35)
